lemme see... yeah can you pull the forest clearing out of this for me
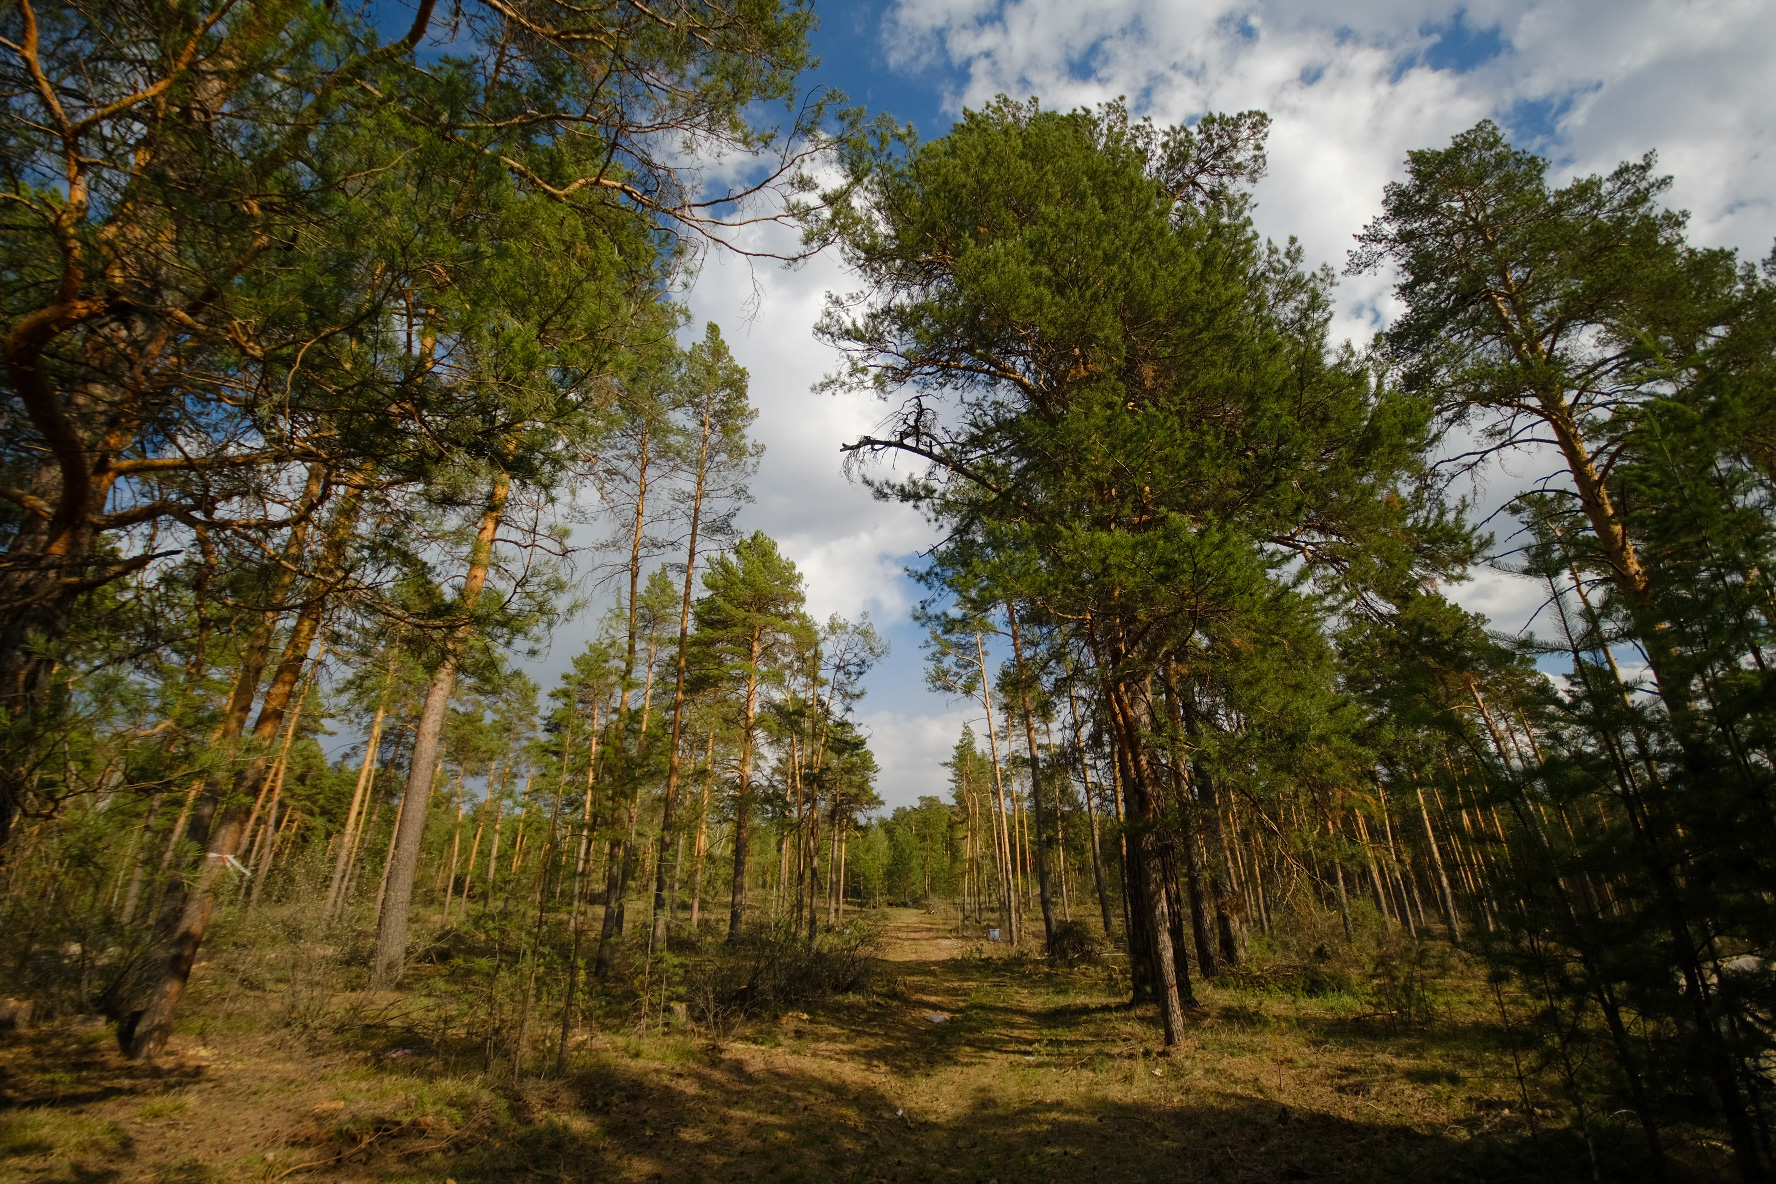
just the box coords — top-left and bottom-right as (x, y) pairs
(3, 907), (1590, 1184)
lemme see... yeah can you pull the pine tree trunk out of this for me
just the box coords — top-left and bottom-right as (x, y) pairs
(374, 788), (408, 918)
(1413, 782), (1461, 945)
(975, 632), (1019, 946)
(1354, 810), (1394, 933)
(596, 428), (653, 970)
(689, 733), (714, 929)
(372, 474), (510, 987)
(1101, 656), (1194, 1042)
(1007, 605), (1057, 951)
(441, 793), (465, 920)
(326, 697), (387, 919)
(651, 400), (714, 945)
(462, 809), (487, 914)
(727, 634), (763, 940)
(117, 793), (164, 926)
(120, 482), (352, 1058)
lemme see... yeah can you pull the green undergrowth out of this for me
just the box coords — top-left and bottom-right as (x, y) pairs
(0, 906), (1718, 1183)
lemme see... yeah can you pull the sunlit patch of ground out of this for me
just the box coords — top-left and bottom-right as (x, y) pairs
(0, 908), (1633, 1183)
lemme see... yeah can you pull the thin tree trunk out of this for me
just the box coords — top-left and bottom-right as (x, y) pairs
(461, 807), (487, 914)
(559, 717), (597, 1074)
(651, 398), (715, 946)
(122, 482), (351, 1058)
(1099, 651), (1194, 1042)
(508, 772), (534, 877)
(607, 653), (657, 942)
(1375, 779), (1419, 937)
(728, 634), (763, 940)
(596, 424), (654, 969)
(1413, 781), (1462, 946)
(374, 787), (409, 918)
(486, 794), (505, 898)
(242, 653), (323, 889)
(976, 632), (1019, 946)
(1007, 605), (1057, 951)
(689, 732), (715, 929)
(372, 473), (510, 987)
(326, 693), (388, 919)
(1354, 810), (1394, 933)
(1328, 814), (1354, 942)
(442, 791), (465, 920)
(118, 793), (164, 926)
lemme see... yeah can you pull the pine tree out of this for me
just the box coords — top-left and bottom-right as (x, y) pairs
(824, 98), (1449, 1044)
(689, 532), (810, 939)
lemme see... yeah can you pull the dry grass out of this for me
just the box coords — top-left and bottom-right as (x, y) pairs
(0, 908), (1648, 1183)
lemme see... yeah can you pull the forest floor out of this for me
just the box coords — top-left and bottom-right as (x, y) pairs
(0, 907), (1620, 1183)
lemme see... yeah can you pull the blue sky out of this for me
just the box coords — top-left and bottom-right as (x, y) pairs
(534, 0), (1776, 808)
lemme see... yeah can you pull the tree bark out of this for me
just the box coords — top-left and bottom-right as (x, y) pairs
(1412, 781), (1461, 946)
(120, 481), (352, 1058)
(1006, 606), (1057, 952)
(727, 632), (763, 939)
(326, 658), (393, 918)
(371, 473), (510, 987)
(974, 632), (1020, 946)
(595, 423), (653, 971)
(689, 732), (715, 929)
(651, 391), (716, 946)
(1099, 649), (1194, 1043)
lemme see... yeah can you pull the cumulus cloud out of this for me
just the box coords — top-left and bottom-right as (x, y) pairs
(878, 0), (1774, 645)
(855, 705), (978, 806)
(542, 1), (1771, 807)
(883, 0), (1774, 308)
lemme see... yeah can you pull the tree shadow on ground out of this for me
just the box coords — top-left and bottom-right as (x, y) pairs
(815, 957), (1125, 1074)
(0, 1024), (204, 1109)
(400, 1048), (1639, 1184)
(0, 961), (1678, 1184)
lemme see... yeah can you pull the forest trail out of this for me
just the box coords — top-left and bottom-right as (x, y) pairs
(0, 909), (1548, 1184)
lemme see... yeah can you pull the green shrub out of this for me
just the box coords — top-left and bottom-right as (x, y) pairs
(1368, 941), (1449, 1025)
(1048, 920), (1104, 968)
(682, 920), (880, 1028)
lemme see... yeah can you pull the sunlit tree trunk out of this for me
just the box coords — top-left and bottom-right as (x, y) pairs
(372, 473), (510, 987)
(1007, 606), (1057, 951)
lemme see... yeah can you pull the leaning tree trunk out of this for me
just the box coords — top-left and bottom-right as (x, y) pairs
(370, 473), (510, 988)
(123, 612), (322, 1056)
(119, 479), (349, 1058)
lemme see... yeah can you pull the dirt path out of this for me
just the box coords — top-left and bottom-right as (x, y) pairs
(0, 909), (1553, 1183)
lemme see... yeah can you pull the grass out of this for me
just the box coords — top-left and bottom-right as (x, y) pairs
(0, 1109), (125, 1163)
(0, 906), (1677, 1183)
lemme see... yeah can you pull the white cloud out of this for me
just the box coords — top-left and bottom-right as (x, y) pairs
(683, 199), (960, 809)
(878, 0), (1775, 660)
(1446, 565), (1547, 640)
(886, 0), (1776, 311)
(856, 704), (976, 808)
(678, 214), (942, 620)
(533, 196), (945, 740)
(539, 1), (1771, 800)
